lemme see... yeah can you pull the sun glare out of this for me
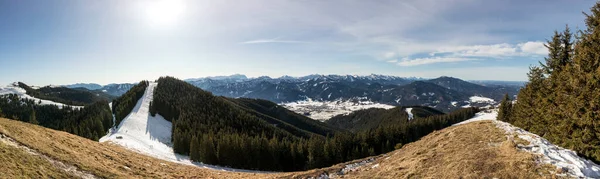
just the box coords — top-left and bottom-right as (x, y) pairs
(139, 0), (187, 28)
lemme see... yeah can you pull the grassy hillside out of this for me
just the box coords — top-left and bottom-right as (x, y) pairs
(0, 117), (561, 178)
(327, 121), (557, 178)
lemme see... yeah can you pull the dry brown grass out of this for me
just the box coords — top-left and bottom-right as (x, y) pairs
(0, 118), (562, 179)
(0, 140), (74, 179)
(339, 121), (558, 179)
(0, 117), (300, 178)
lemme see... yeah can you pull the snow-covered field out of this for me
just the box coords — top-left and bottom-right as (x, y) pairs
(469, 96), (494, 103)
(0, 84), (83, 109)
(456, 109), (600, 178)
(281, 98), (395, 121)
(100, 83), (269, 173)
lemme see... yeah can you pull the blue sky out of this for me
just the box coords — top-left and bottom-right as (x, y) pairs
(0, 0), (595, 85)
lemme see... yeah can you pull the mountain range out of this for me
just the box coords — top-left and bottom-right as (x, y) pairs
(59, 74), (522, 112)
(183, 74), (522, 112)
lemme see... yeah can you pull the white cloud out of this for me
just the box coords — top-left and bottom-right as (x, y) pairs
(437, 43), (517, 57)
(396, 57), (475, 66)
(385, 41), (547, 66)
(518, 41), (547, 55)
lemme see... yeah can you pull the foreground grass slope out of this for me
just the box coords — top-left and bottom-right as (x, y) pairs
(334, 121), (557, 178)
(0, 117), (560, 178)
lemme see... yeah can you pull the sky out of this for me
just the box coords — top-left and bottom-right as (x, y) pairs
(0, 0), (596, 86)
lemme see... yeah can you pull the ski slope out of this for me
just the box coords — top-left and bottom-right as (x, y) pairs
(456, 109), (600, 178)
(0, 84), (83, 109)
(99, 82), (269, 173)
(405, 108), (414, 120)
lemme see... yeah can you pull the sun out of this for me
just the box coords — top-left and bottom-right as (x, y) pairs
(139, 0), (187, 28)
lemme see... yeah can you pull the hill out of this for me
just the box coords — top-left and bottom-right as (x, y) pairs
(428, 76), (519, 100)
(2, 111), (598, 178)
(146, 77), (479, 171)
(63, 83), (103, 90)
(63, 83), (137, 97)
(326, 106), (444, 132)
(16, 82), (112, 106)
(226, 98), (345, 136)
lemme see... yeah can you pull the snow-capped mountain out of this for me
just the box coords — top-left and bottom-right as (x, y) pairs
(185, 74), (520, 112)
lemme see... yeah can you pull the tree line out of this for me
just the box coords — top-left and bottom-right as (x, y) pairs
(151, 76), (479, 171)
(0, 94), (112, 140)
(499, 2), (600, 163)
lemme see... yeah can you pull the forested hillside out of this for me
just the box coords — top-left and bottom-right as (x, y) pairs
(499, 2), (600, 164)
(227, 98), (344, 136)
(326, 106), (444, 132)
(17, 82), (111, 106)
(0, 94), (112, 140)
(150, 76), (479, 171)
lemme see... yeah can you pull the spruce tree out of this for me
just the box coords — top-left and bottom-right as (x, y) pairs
(189, 135), (200, 161)
(497, 93), (512, 122)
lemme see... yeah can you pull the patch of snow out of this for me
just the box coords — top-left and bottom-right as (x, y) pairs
(495, 121), (600, 178)
(453, 109), (498, 126)
(405, 108), (414, 120)
(469, 96), (494, 103)
(455, 109), (600, 178)
(100, 82), (270, 173)
(0, 85), (83, 109)
(451, 101), (458, 106)
(281, 98), (395, 121)
(339, 158), (376, 175)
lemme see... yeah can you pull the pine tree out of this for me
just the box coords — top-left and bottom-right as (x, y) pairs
(497, 93), (512, 122)
(541, 31), (563, 75)
(28, 108), (38, 124)
(189, 135), (200, 161)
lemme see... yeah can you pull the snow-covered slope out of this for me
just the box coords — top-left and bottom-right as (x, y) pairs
(456, 109), (600, 178)
(100, 82), (267, 173)
(0, 84), (83, 109)
(281, 98), (395, 121)
(405, 108), (414, 120)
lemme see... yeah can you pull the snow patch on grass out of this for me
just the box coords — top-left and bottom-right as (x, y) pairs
(455, 109), (600, 178)
(495, 121), (600, 178)
(453, 109), (498, 126)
